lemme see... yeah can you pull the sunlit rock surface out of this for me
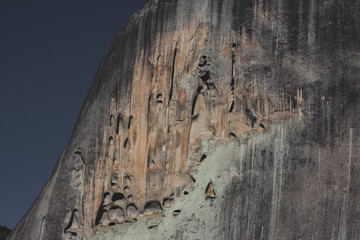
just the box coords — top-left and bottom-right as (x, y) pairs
(8, 0), (360, 239)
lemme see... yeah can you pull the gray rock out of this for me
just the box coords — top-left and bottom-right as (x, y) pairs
(0, 226), (11, 240)
(8, 0), (360, 239)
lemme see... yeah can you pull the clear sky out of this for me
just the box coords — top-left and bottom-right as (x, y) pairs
(0, 0), (149, 229)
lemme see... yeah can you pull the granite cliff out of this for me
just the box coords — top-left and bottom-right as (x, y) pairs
(8, 0), (360, 239)
(0, 226), (11, 240)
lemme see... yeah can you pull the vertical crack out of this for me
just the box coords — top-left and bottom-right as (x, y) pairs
(232, 42), (236, 88)
(230, 41), (236, 112)
(168, 43), (178, 105)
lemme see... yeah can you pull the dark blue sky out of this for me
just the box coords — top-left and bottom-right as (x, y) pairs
(0, 0), (149, 229)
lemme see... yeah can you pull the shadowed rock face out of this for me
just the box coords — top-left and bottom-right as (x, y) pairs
(8, 0), (360, 239)
(0, 226), (11, 240)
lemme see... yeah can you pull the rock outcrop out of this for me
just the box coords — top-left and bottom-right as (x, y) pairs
(0, 226), (11, 240)
(8, 0), (360, 239)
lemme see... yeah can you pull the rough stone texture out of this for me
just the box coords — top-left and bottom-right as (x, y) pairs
(8, 0), (360, 239)
(0, 226), (11, 240)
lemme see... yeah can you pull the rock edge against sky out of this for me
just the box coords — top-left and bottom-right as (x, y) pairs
(8, 0), (360, 239)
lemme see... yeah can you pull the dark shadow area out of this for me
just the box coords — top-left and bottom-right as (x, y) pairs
(0, 226), (11, 240)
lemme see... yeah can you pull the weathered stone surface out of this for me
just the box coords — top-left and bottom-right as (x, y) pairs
(8, 0), (360, 239)
(0, 226), (11, 240)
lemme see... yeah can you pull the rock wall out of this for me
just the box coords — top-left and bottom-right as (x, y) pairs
(8, 0), (360, 239)
(0, 226), (11, 240)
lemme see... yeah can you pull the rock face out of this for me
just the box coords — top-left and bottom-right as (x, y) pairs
(8, 0), (360, 239)
(0, 226), (11, 240)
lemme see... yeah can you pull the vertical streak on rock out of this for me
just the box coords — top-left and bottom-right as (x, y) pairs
(250, 140), (255, 184)
(269, 130), (279, 240)
(246, 209), (250, 239)
(39, 217), (45, 240)
(338, 128), (353, 240)
(347, 128), (353, 198)
(229, 39), (236, 113)
(279, 126), (285, 191)
(318, 148), (321, 178)
(338, 192), (346, 240)
(308, 0), (316, 48)
(269, 125), (285, 240)
(298, 0), (304, 45)
(331, 223), (336, 240)
(232, 39), (236, 86)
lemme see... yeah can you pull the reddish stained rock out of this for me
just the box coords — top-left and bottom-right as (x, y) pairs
(7, 0), (360, 239)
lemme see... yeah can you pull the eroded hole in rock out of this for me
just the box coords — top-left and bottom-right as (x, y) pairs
(183, 191), (189, 195)
(200, 154), (207, 162)
(110, 115), (115, 127)
(126, 203), (139, 218)
(188, 172), (196, 183)
(173, 210), (181, 216)
(65, 232), (77, 239)
(229, 101), (234, 113)
(109, 136), (113, 145)
(124, 175), (132, 185)
(260, 123), (265, 129)
(95, 192), (117, 226)
(198, 56), (207, 67)
(112, 193), (125, 203)
(162, 198), (174, 208)
(109, 206), (125, 223)
(95, 208), (104, 225)
(174, 186), (181, 196)
(191, 94), (205, 117)
(148, 224), (159, 230)
(191, 95), (198, 116)
(127, 195), (133, 201)
(156, 94), (163, 103)
(199, 71), (210, 82)
(124, 138), (129, 149)
(245, 108), (258, 127)
(109, 222), (116, 226)
(229, 132), (237, 139)
(64, 232), (78, 240)
(196, 86), (203, 93)
(103, 192), (112, 205)
(148, 157), (156, 168)
(99, 211), (110, 226)
(208, 82), (217, 90)
(128, 116), (134, 129)
(64, 209), (79, 234)
(111, 175), (118, 187)
(116, 114), (123, 135)
(95, 208), (109, 226)
(124, 186), (131, 194)
(144, 200), (163, 214)
(74, 150), (82, 156)
(205, 181), (216, 199)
